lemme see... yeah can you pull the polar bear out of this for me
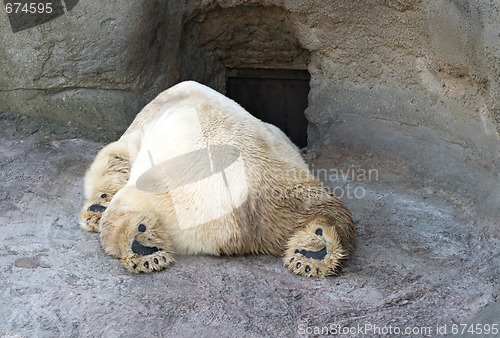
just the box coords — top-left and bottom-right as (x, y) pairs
(80, 81), (355, 277)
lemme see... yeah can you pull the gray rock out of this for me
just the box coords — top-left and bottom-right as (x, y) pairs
(0, 2), (499, 335)
(0, 0), (171, 132)
(1, 0), (498, 135)
(462, 303), (500, 338)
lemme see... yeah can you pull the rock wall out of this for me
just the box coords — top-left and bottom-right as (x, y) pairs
(0, 1), (171, 131)
(0, 0), (498, 219)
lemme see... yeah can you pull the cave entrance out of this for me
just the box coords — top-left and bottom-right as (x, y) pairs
(226, 68), (310, 148)
(180, 5), (312, 148)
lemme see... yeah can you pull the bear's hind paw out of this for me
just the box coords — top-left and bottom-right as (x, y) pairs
(284, 225), (346, 278)
(122, 250), (174, 273)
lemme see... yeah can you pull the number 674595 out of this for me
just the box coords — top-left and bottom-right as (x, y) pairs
(5, 2), (53, 14)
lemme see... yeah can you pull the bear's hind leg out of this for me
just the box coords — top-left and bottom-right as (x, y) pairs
(283, 217), (347, 278)
(100, 211), (175, 274)
(123, 226), (175, 273)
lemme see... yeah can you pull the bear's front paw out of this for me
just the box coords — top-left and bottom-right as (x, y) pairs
(122, 238), (174, 273)
(284, 225), (346, 278)
(80, 204), (107, 232)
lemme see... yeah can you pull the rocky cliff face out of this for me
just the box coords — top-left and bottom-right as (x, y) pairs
(0, 0), (498, 219)
(0, 2), (499, 336)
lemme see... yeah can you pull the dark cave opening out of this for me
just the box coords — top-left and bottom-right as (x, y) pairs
(226, 68), (310, 148)
(180, 5), (312, 148)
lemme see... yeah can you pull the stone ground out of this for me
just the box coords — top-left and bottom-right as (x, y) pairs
(0, 112), (499, 338)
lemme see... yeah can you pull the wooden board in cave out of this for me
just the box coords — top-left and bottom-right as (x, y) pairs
(226, 69), (310, 148)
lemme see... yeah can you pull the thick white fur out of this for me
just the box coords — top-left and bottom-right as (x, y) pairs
(88, 81), (355, 276)
(101, 81), (308, 255)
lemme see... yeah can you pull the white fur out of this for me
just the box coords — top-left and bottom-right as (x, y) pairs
(103, 81), (311, 255)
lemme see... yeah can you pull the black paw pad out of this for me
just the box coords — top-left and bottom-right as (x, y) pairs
(88, 204), (106, 213)
(305, 265), (311, 273)
(144, 261), (149, 269)
(296, 262), (302, 269)
(132, 240), (159, 256)
(298, 247), (327, 260)
(315, 228), (323, 236)
(138, 224), (147, 233)
(153, 258), (159, 264)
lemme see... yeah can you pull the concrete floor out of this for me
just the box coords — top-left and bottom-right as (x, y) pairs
(0, 114), (499, 337)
